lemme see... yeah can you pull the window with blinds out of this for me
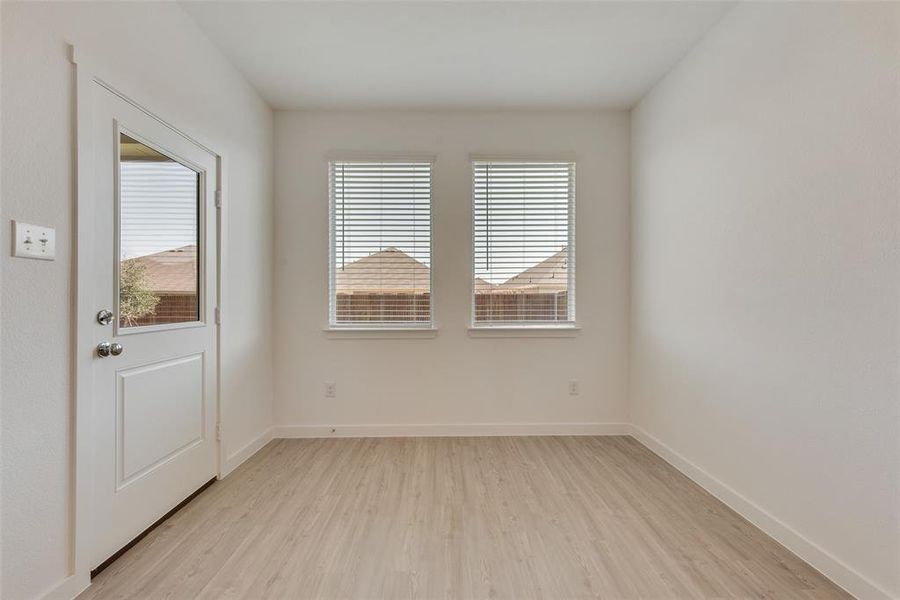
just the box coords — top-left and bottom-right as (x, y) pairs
(472, 160), (575, 326)
(329, 160), (433, 326)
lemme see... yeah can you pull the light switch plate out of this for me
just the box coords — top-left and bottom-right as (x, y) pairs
(12, 221), (56, 260)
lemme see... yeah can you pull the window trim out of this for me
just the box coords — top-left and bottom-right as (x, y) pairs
(115, 124), (207, 335)
(470, 158), (577, 329)
(327, 157), (435, 329)
(322, 326), (439, 340)
(467, 325), (581, 339)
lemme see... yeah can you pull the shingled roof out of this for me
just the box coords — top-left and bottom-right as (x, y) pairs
(331, 247), (567, 295)
(336, 247), (430, 294)
(498, 248), (568, 293)
(125, 245), (198, 294)
(475, 277), (495, 291)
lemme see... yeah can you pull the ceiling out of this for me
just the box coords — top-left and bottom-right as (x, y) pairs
(180, 1), (733, 110)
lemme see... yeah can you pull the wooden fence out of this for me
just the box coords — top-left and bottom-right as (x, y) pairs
(332, 291), (569, 322)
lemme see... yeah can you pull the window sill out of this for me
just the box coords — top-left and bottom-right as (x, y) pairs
(467, 325), (581, 339)
(322, 327), (439, 340)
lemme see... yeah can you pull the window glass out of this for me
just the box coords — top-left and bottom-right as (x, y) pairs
(119, 133), (200, 328)
(330, 161), (433, 326)
(473, 161), (575, 325)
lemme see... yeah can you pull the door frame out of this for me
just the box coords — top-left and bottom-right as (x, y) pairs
(69, 44), (228, 595)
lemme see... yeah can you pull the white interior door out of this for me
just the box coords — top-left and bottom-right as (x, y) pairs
(90, 84), (219, 569)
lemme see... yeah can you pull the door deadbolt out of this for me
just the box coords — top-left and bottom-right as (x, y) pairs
(97, 342), (124, 358)
(97, 309), (113, 326)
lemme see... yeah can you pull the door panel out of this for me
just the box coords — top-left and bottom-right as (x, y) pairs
(91, 84), (218, 569)
(118, 353), (205, 485)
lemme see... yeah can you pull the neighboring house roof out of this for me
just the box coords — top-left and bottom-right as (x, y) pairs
(475, 277), (495, 291)
(332, 247), (568, 295)
(498, 247), (568, 292)
(336, 247), (430, 294)
(125, 245), (197, 294)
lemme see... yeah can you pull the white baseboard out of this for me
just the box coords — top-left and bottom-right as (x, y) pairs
(222, 427), (274, 477)
(275, 422), (630, 439)
(629, 425), (893, 600)
(39, 573), (90, 600)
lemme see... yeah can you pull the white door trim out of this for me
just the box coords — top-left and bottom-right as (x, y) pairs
(68, 44), (227, 597)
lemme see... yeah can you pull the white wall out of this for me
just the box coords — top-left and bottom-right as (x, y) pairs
(630, 3), (900, 598)
(0, 3), (274, 598)
(274, 111), (630, 434)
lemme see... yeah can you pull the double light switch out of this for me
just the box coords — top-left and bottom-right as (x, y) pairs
(12, 220), (56, 261)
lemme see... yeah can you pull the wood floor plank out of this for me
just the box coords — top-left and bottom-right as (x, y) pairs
(78, 437), (851, 599)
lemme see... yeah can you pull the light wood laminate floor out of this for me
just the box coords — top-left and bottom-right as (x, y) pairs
(80, 436), (850, 599)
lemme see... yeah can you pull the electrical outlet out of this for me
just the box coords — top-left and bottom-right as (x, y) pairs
(325, 382), (336, 398)
(12, 221), (55, 261)
(568, 380), (580, 396)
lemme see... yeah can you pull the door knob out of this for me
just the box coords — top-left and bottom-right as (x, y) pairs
(97, 342), (124, 358)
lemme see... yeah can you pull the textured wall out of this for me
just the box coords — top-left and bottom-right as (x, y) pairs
(273, 111), (630, 431)
(630, 3), (900, 597)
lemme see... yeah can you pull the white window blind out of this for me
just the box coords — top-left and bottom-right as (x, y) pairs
(329, 160), (433, 326)
(472, 160), (575, 326)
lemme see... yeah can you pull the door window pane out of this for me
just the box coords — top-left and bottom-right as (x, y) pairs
(118, 133), (200, 328)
